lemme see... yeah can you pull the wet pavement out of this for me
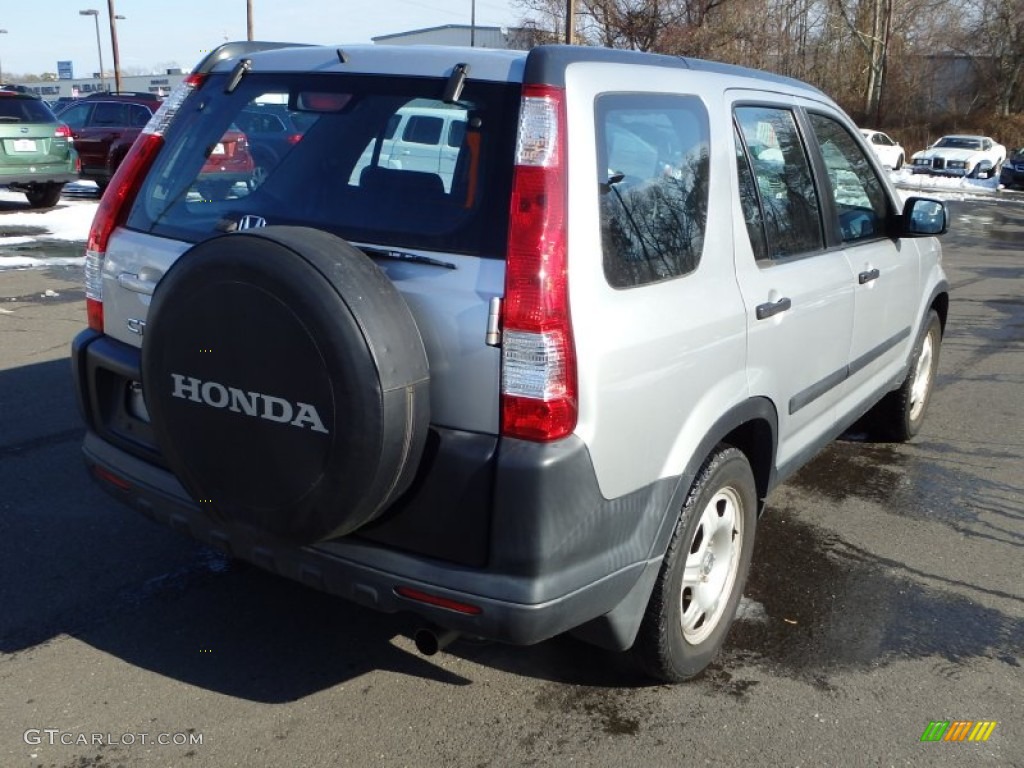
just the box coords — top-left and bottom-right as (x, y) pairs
(0, 200), (1021, 766)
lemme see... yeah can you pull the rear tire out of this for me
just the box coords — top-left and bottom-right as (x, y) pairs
(632, 446), (757, 682)
(871, 310), (942, 442)
(24, 183), (64, 208)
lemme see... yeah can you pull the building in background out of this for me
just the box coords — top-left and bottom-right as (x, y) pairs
(372, 24), (537, 50)
(12, 71), (184, 103)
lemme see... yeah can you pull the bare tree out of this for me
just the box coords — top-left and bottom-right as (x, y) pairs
(963, 0), (1024, 115)
(512, 0), (1023, 141)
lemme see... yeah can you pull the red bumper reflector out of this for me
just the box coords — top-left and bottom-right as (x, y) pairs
(93, 465), (131, 491)
(395, 586), (482, 615)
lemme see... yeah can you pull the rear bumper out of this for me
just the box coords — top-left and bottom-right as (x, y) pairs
(2, 171), (77, 186)
(73, 329), (676, 648)
(83, 430), (655, 646)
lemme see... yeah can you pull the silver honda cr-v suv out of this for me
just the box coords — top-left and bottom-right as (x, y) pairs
(72, 42), (949, 682)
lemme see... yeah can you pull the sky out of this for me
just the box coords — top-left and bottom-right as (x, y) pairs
(0, 0), (521, 78)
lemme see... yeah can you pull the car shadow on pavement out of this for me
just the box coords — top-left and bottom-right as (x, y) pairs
(0, 357), (644, 699)
(3, 359), (1020, 701)
(0, 358), (473, 702)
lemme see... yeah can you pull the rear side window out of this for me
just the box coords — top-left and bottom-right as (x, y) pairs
(596, 93), (711, 288)
(128, 104), (153, 127)
(55, 102), (91, 129)
(126, 74), (519, 257)
(734, 106), (823, 260)
(447, 120), (466, 148)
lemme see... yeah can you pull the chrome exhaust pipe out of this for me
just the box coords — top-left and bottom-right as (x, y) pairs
(414, 626), (460, 656)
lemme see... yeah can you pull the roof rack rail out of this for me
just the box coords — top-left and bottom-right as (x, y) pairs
(84, 90), (162, 99)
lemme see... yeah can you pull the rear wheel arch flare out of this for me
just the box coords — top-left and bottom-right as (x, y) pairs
(651, 398), (777, 562)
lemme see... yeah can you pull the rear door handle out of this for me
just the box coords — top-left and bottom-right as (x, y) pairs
(858, 268), (881, 284)
(755, 297), (792, 320)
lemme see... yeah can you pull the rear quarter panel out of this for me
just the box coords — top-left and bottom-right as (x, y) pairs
(563, 63), (749, 501)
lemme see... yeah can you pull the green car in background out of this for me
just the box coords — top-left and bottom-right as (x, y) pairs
(0, 86), (78, 208)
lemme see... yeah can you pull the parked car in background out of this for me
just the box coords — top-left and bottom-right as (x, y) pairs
(911, 134), (1006, 179)
(193, 126), (257, 200)
(235, 103), (316, 188)
(998, 147), (1024, 190)
(58, 91), (255, 198)
(0, 86), (78, 207)
(56, 92), (162, 190)
(859, 128), (904, 169)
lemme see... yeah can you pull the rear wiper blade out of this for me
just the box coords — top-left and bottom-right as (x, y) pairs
(362, 247), (457, 270)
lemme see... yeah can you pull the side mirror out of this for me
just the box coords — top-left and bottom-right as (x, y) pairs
(901, 196), (947, 236)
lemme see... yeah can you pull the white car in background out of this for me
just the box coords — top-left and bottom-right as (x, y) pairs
(911, 134), (1006, 179)
(860, 129), (905, 169)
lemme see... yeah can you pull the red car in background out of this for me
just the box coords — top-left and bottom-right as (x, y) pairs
(196, 126), (255, 200)
(56, 92), (162, 191)
(58, 91), (255, 198)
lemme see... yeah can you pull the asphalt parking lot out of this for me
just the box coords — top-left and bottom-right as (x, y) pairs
(0, 199), (1021, 767)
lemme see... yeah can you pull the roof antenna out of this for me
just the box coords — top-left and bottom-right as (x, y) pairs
(336, 48), (348, 64)
(443, 63), (469, 104)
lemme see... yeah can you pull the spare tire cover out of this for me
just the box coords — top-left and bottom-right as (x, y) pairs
(142, 226), (430, 543)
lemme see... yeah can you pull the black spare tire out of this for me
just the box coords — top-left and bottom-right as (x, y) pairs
(142, 226), (430, 543)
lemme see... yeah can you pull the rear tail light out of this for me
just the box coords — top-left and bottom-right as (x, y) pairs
(500, 84), (576, 442)
(85, 74), (205, 333)
(55, 123), (72, 140)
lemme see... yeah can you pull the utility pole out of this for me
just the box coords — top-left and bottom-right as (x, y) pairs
(80, 10), (106, 92)
(108, 0), (122, 93)
(247, 0), (254, 40)
(565, 0), (575, 44)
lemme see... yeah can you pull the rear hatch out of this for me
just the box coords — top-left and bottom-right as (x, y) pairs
(0, 96), (72, 174)
(103, 62), (520, 436)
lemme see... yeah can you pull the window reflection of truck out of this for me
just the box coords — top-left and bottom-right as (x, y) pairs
(353, 103), (467, 191)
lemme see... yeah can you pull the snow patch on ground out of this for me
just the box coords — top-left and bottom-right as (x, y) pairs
(890, 167), (1024, 205)
(0, 184), (99, 269)
(0, 186), (99, 240)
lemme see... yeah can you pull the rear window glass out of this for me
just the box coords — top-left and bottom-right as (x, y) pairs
(126, 73), (519, 258)
(0, 96), (56, 123)
(403, 115), (442, 144)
